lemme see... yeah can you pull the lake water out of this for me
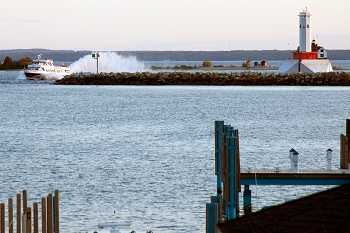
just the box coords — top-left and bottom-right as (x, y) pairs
(1, 69), (350, 233)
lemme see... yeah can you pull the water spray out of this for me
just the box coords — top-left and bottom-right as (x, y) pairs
(69, 52), (146, 74)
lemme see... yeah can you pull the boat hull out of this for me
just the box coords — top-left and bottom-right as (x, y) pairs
(24, 70), (70, 79)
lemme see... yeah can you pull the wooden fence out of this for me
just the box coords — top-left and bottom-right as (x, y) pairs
(0, 190), (59, 233)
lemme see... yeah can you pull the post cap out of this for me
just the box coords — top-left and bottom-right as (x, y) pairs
(289, 148), (296, 152)
(326, 148), (333, 152)
(293, 151), (299, 155)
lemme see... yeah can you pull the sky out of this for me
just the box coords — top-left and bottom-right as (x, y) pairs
(1, 0), (350, 51)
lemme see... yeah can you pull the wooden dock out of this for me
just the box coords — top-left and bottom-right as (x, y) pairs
(241, 168), (350, 185)
(207, 119), (350, 233)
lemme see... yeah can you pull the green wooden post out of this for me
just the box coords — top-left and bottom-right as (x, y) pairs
(243, 185), (252, 214)
(206, 203), (218, 233)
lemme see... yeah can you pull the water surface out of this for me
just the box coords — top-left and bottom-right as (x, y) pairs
(1, 70), (350, 232)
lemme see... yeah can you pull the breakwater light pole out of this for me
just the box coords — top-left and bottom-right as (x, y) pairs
(92, 52), (99, 74)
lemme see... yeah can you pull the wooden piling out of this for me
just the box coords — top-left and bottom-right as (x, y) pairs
(47, 194), (52, 233)
(215, 121), (224, 195)
(235, 133), (240, 216)
(347, 119), (350, 141)
(22, 190), (27, 217)
(227, 135), (239, 220)
(211, 196), (222, 223)
(224, 136), (230, 205)
(341, 134), (345, 169)
(340, 134), (349, 169)
(16, 194), (21, 233)
(214, 204), (218, 233)
(1, 190), (59, 233)
(221, 126), (227, 202)
(33, 203), (38, 233)
(1, 203), (5, 233)
(206, 203), (218, 233)
(41, 198), (46, 233)
(54, 190), (59, 233)
(222, 125), (233, 206)
(243, 185), (252, 215)
(8, 198), (13, 233)
(347, 119), (350, 168)
(235, 133), (240, 192)
(205, 203), (209, 233)
(25, 207), (31, 233)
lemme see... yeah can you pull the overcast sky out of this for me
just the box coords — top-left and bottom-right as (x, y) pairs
(1, 0), (349, 51)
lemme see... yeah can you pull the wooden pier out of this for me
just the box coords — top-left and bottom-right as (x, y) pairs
(241, 169), (350, 185)
(206, 119), (350, 233)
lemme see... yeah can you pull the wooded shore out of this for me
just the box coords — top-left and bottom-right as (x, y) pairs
(55, 71), (350, 86)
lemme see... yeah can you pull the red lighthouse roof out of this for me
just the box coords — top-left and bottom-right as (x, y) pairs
(292, 39), (325, 60)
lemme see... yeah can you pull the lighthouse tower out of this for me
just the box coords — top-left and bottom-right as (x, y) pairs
(278, 8), (333, 73)
(298, 8), (311, 52)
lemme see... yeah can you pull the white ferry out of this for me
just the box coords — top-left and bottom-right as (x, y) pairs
(24, 54), (70, 79)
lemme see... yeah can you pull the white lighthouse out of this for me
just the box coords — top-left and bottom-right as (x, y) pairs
(298, 8), (311, 52)
(278, 8), (333, 73)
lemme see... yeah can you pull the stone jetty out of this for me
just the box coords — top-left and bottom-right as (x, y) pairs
(55, 71), (350, 86)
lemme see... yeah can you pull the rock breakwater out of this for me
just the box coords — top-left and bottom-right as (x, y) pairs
(55, 72), (350, 86)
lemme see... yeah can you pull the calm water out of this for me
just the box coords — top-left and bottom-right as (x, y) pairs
(1, 70), (350, 233)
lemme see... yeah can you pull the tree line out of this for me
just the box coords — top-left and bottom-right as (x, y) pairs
(0, 56), (32, 70)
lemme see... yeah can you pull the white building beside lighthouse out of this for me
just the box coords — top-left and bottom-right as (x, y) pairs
(278, 8), (333, 73)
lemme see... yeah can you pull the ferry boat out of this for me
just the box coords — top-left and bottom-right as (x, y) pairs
(24, 54), (70, 78)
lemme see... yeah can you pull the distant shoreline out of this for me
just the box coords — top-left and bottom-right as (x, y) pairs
(1, 49), (350, 62)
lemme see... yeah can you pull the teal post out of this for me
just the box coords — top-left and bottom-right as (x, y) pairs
(233, 129), (240, 216)
(212, 195), (222, 223)
(229, 128), (237, 137)
(206, 203), (217, 233)
(227, 136), (237, 220)
(224, 125), (233, 138)
(228, 129), (240, 217)
(215, 121), (224, 195)
(223, 124), (232, 220)
(243, 185), (252, 214)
